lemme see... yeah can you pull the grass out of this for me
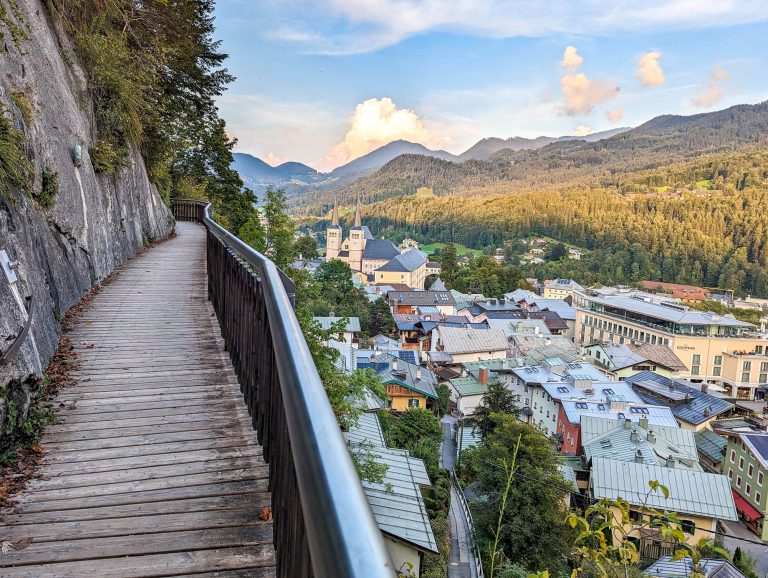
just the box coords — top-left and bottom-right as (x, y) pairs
(420, 242), (477, 256)
(0, 106), (32, 195)
(10, 90), (33, 126)
(695, 179), (713, 190)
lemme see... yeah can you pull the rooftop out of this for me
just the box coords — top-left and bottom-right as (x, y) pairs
(388, 290), (456, 306)
(375, 249), (428, 273)
(363, 239), (401, 261)
(643, 556), (747, 578)
(561, 400), (678, 428)
(376, 354), (438, 399)
(590, 457), (737, 520)
(625, 372), (735, 426)
(695, 429), (728, 464)
(313, 316), (361, 332)
(435, 326), (509, 355)
(544, 278), (584, 291)
(510, 335), (581, 363)
(737, 432), (768, 469)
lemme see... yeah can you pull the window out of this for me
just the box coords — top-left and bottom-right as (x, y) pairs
(713, 367), (722, 376)
(691, 366), (700, 376)
(749, 464), (754, 478)
(681, 520), (696, 535)
(737, 475), (742, 487)
(603, 388), (615, 395)
(759, 471), (764, 485)
(757, 345), (764, 355)
(629, 510), (642, 525)
(743, 361), (753, 371)
(730, 450), (735, 463)
(761, 361), (768, 372)
(546, 410), (550, 418)
(692, 354), (702, 364)
(760, 373), (768, 384)
(739, 457), (744, 470)
(728, 469), (733, 480)
(746, 483), (752, 496)
(714, 355), (723, 365)
(742, 372), (751, 383)
(408, 398), (420, 408)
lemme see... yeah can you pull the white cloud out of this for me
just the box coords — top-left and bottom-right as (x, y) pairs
(605, 106), (625, 122)
(560, 72), (620, 116)
(637, 51), (665, 86)
(322, 97), (450, 169)
(259, 0), (768, 55)
(573, 125), (593, 136)
(560, 46), (583, 69)
(263, 153), (283, 166)
(692, 65), (730, 108)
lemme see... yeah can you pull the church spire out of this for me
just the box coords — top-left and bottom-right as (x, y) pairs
(353, 194), (362, 227)
(331, 197), (339, 226)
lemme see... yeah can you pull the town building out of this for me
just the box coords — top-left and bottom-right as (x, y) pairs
(624, 372), (735, 431)
(430, 326), (508, 365)
(574, 289), (768, 399)
(724, 432), (768, 539)
(375, 355), (438, 411)
(313, 316), (360, 345)
(695, 429), (728, 473)
(584, 341), (687, 380)
(448, 364), (497, 416)
(542, 279), (584, 300)
(387, 290), (457, 316)
(326, 199), (427, 288)
(590, 457), (737, 551)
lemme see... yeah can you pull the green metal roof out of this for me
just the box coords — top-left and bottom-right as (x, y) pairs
(449, 376), (492, 397)
(695, 430), (727, 464)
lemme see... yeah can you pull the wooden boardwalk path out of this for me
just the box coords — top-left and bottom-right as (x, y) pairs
(0, 222), (276, 577)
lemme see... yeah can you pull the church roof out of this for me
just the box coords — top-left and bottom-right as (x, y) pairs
(363, 239), (400, 260)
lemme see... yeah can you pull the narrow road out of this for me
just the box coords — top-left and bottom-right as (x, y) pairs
(442, 415), (479, 578)
(721, 519), (768, 576)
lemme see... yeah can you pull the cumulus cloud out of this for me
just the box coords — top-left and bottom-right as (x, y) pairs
(322, 97), (447, 169)
(560, 45), (583, 68)
(573, 125), (593, 136)
(692, 65), (730, 108)
(606, 106), (624, 122)
(263, 153), (283, 166)
(560, 72), (620, 116)
(637, 51), (665, 86)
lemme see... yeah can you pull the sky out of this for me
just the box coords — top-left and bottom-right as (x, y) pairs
(213, 0), (768, 172)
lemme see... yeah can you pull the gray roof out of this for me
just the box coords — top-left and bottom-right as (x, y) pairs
(582, 417), (700, 471)
(510, 335), (581, 363)
(328, 339), (357, 373)
(625, 372), (735, 426)
(348, 411), (386, 446)
(376, 249), (428, 273)
(388, 290), (456, 306)
(363, 239), (401, 260)
(429, 277), (447, 291)
(581, 291), (754, 327)
(561, 400), (678, 428)
(644, 556), (747, 578)
(435, 326), (509, 355)
(486, 318), (551, 338)
(313, 316), (361, 332)
(544, 278), (584, 291)
(358, 447), (438, 553)
(590, 457), (737, 520)
(695, 430), (727, 464)
(376, 354), (438, 398)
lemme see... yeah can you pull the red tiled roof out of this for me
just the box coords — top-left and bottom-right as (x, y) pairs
(639, 281), (710, 301)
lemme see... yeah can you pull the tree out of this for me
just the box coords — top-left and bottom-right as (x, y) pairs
(380, 408), (443, 478)
(294, 235), (318, 260)
(472, 381), (519, 438)
(239, 214), (266, 252)
(436, 384), (451, 417)
(368, 297), (395, 337)
(440, 244), (458, 286)
(461, 414), (575, 574)
(263, 188), (296, 269)
(549, 243), (567, 261)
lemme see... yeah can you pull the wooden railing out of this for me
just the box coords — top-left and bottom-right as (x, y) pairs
(169, 199), (394, 578)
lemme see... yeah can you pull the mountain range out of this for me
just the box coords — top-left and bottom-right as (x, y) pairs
(232, 128), (629, 197)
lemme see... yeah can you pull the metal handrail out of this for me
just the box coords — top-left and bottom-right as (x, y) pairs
(170, 199), (394, 578)
(0, 295), (34, 365)
(451, 470), (484, 578)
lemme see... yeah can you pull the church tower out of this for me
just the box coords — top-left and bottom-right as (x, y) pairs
(326, 198), (342, 260)
(347, 195), (365, 271)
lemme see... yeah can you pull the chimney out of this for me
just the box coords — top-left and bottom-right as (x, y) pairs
(701, 383), (708, 394)
(461, 368), (468, 378)
(666, 456), (675, 468)
(392, 358), (398, 371)
(630, 429), (640, 443)
(624, 418), (632, 430)
(647, 430), (656, 443)
(534, 326), (540, 335)
(639, 416), (649, 430)
(425, 314), (432, 322)
(635, 449), (644, 463)
(478, 366), (489, 385)
(703, 406), (711, 417)
(329, 311), (335, 317)
(375, 286), (381, 294)
(416, 367), (422, 381)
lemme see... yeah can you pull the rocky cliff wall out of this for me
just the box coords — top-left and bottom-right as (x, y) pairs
(0, 0), (174, 389)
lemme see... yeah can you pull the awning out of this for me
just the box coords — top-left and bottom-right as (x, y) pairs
(733, 490), (762, 522)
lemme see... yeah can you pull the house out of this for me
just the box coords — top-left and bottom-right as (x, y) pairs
(526, 311), (570, 336)
(387, 290), (456, 316)
(643, 556), (748, 578)
(585, 342), (688, 379)
(590, 457), (737, 550)
(347, 412), (438, 576)
(573, 288), (768, 400)
(426, 262), (442, 276)
(695, 429), (728, 473)
(376, 355), (438, 410)
(724, 432), (768, 539)
(313, 316), (361, 345)
(624, 372), (735, 431)
(558, 400), (678, 455)
(581, 416), (700, 471)
(568, 249), (582, 260)
(486, 318), (551, 339)
(639, 280), (710, 302)
(431, 326), (508, 365)
(373, 249), (429, 290)
(509, 334), (581, 364)
(542, 279), (584, 300)
(328, 339), (357, 373)
(448, 364), (496, 416)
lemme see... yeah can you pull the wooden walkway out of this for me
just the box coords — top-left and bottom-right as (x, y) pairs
(0, 222), (276, 577)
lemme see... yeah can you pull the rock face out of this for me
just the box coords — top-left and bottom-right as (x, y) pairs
(0, 0), (174, 388)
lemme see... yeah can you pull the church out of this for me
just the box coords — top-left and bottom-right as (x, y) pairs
(326, 199), (428, 289)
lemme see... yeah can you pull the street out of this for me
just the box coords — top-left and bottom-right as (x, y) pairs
(722, 519), (768, 576)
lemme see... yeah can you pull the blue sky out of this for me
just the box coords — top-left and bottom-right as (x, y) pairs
(213, 0), (768, 171)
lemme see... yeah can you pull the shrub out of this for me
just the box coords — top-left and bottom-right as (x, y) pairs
(90, 141), (129, 174)
(36, 167), (59, 208)
(0, 107), (31, 195)
(10, 90), (33, 126)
